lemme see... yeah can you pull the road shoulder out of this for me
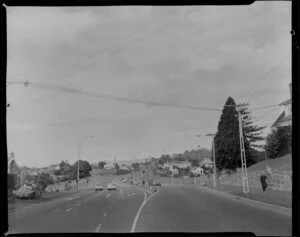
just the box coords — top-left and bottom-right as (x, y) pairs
(199, 185), (291, 216)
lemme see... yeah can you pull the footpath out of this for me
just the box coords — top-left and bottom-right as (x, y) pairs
(203, 181), (292, 209)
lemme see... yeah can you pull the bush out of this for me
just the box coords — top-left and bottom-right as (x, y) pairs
(265, 126), (291, 159)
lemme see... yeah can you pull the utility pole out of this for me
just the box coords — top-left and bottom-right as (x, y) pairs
(237, 106), (249, 194)
(212, 136), (217, 188)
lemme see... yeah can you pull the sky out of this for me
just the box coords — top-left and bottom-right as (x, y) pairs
(6, 3), (291, 167)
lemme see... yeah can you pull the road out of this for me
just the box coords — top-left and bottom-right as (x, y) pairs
(7, 177), (291, 236)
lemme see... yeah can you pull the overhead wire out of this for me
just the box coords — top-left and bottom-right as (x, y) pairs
(27, 81), (222, 112)
(8, 80), (283, 113)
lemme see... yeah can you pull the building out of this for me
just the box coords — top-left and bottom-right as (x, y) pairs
(271, 83), (292, 129)
(8, 152), (19, 174)
(191, 167), (204, 176)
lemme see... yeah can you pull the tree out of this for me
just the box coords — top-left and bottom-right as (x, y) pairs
(37, 172), (54, 191)
(214, 97), (242, 171)
(265, 126), (292, 159)
(132, 162), (140, 171)
(239, 105), (266, 149)
(70, 160), (92, 180)
(115, 163), (120, 175)
(98, 161), (106, 169)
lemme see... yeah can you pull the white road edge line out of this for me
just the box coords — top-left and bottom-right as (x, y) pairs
(66, 208), (72, 212)
(121, 188), (124, 200)
(95, 224), (102, 232)
(131, 188), (160, 232)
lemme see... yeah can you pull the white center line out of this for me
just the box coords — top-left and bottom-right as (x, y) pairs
(106, 194), (111, 199)
(95, 224), (102, 232)
(103, 212), (107, 217)
(66, 208), (72, 212)
(51, 209), (59, 213)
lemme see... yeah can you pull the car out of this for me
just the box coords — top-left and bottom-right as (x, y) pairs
(153, 182), (162, 186)
(95, 184), (103, 191)
(107, 183), (116, 191)
(13, 186), (36, 199)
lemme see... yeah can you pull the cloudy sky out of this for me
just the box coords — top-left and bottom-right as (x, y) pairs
(7, 3), (291, 167)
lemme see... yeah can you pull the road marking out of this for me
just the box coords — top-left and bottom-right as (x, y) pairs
(103, 212), (107, 217)
(51, 209), (59, 213)
(106, 194), (111, 199)
(66, 208), (72, 212)
(131, 188), (160, 232)
(95, 224), (102, 232)
(121, 188), (124, 200)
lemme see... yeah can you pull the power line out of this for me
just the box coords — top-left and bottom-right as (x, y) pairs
(256, 106), (281, 120)
(7, 80), (281, 113)
(239, 54), (290, 101)
(45, 8), (178, 82)
(26, 81), (222, 112)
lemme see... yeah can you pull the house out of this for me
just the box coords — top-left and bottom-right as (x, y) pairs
(104, 163), (115, 170)
(8, 152), (19, 174)
(119, 165), (130, 171)
(271, 83), (292, 129)
(191, 167), (204, 176)
(170, 167), (179, 175)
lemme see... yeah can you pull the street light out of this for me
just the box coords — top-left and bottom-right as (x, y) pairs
(77, 135), (94, 193)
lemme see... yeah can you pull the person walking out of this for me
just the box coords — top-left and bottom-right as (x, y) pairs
(260, 173), (268, 191)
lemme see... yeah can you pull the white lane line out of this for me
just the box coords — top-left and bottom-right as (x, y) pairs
(106, 194), (111, 199)
(95, 224), (102, 232)
(121, 188), (124, 200)
(131, 188), (160, 232)
(51, 209), (59, 213)
(103, 212), (107, 217)
(66, 208), (72, 212)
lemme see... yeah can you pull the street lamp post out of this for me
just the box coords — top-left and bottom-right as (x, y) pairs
(77, 135), (94, 193)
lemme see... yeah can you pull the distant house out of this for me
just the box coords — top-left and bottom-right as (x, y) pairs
(119, 165), (130, 171)
(272, 83), (292, 129)
(170, 167), (179, 175)
(104, 163), (115, 170)
(191, 167), (204, 176)
(162, 161), (192, 170)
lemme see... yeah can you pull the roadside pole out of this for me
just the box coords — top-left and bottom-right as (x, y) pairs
(237, 106), (249, 193)
(93, 166), (95, 190)
(212, 137), (217, 188)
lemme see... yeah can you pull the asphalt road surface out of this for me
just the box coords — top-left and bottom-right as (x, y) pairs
(8, 177), (291, 236)
(135, 185), (291, 236)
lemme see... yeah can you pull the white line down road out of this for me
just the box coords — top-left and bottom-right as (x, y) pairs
(131, 188), (160, 232)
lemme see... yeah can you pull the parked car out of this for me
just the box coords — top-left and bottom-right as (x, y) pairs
(107, 183), (116, 191)
(95, 184), (104, 191)
(153, 182), (162, 186)
(13, 186), (38, 199)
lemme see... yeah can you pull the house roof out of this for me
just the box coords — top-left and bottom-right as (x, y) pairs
(271, 111), (285, 128)
(279, 98), (291, 106)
